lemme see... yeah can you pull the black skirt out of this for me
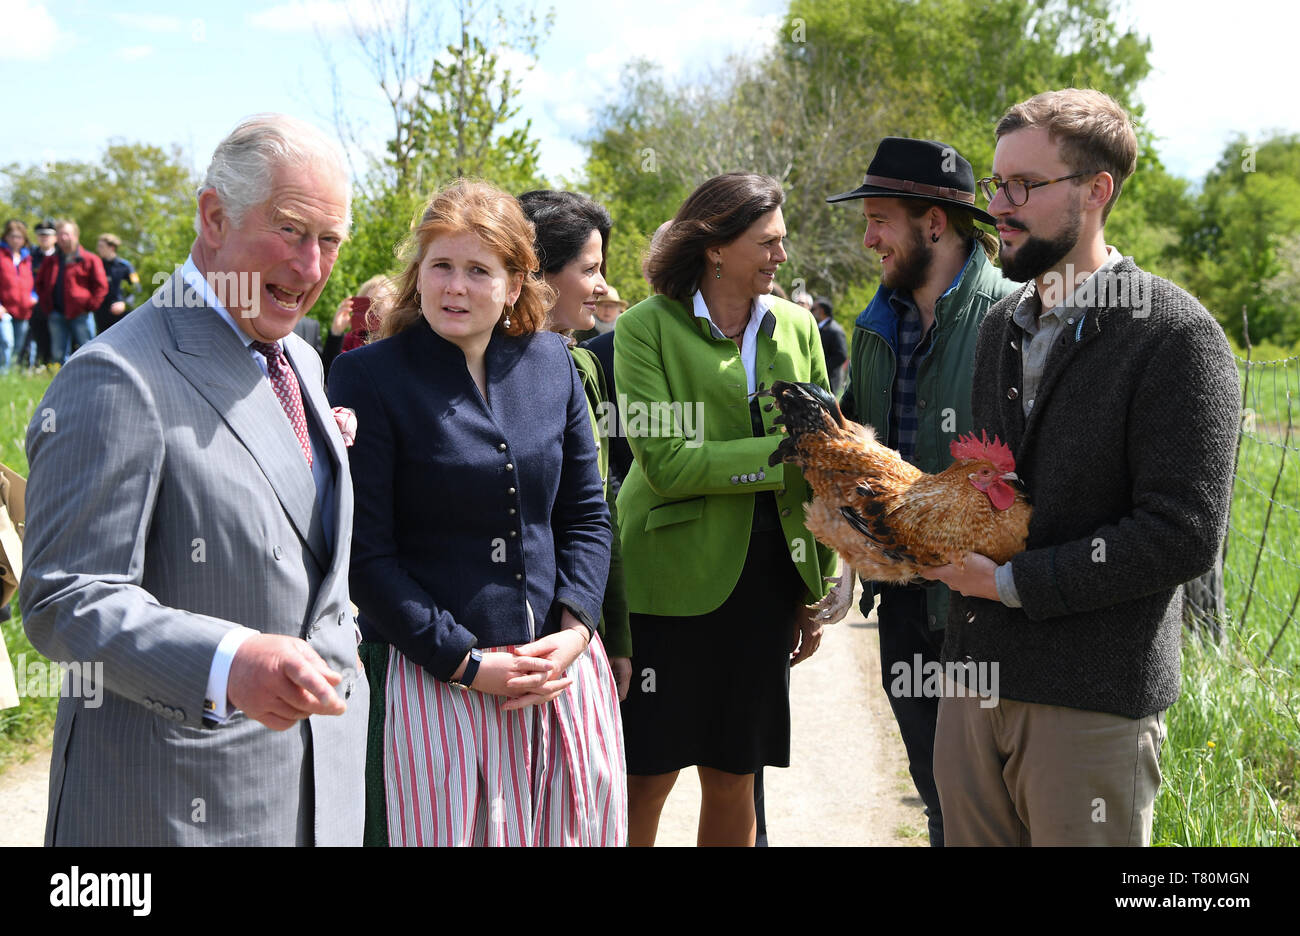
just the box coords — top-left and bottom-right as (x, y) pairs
(620, 527), (807, 776)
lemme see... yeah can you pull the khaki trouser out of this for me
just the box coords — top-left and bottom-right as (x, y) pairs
(934, 687), (1165, 846)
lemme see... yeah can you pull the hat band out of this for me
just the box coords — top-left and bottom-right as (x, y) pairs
(863, 174), (976, 205)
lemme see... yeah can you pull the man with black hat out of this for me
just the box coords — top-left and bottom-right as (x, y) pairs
(23, 219), (58, 366)
(825, 137), (1018, 847)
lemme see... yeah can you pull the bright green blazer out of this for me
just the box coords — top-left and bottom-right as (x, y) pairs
(614, 293), (836, 617)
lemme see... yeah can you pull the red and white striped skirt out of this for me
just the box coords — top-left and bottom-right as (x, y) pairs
(384, 637), (627, 846)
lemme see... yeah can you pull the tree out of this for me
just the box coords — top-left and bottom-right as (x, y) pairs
(583, 0), (1167, 316)
(0, 143), (197, 295)
(315, 0), (552, 324)
(1183, 133), (1300, 344)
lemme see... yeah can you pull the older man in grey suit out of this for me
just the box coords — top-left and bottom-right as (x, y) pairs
(20, 114), (368, 845)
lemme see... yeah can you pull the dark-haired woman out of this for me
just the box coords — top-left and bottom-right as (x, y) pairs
(518, 189), (633, 702)
(329, 180), (626, 846)
(616, 172), (835, 846)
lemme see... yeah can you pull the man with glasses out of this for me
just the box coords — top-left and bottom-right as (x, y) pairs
(921, 90), (1239, 846)
(825, 137), (1016, 846)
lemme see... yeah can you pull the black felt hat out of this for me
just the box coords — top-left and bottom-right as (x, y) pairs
(826, 137), (995, 226)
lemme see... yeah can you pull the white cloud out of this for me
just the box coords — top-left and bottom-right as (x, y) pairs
(116, 45), (155, 62)
(249, 0), (407, 35)
(0, 0), (63, 61)
(110, 12), (182, 32)
(1130, 0), (1296, 182)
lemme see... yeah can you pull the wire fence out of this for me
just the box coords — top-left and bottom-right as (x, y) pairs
(1199, 343), (1300, 660)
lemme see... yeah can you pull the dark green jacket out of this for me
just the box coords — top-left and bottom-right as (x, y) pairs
(571, 346), (632, 657)
(614, 294), (836, 616)
(839, 246), (1017, 627)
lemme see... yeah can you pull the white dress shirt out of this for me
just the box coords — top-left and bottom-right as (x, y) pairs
(691, 289), (775, 395)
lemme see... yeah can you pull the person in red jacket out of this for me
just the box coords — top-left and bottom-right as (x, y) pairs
(35, 219), (107, 364)
(0, 219), (36, 372)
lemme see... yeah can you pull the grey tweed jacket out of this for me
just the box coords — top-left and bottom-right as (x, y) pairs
(944, 257), (1240, 719)
(20, 270), (368, 845)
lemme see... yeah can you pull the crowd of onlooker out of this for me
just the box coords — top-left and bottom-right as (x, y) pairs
(0, 217), (139, 372)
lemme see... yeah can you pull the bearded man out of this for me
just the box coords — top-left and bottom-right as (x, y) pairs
(826, 138), (1017, 846)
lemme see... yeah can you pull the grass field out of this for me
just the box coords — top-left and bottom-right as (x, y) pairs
(0, 366), (57, 771)
(2, 356), (1299, 844)
(1153, 352), (1300, 845)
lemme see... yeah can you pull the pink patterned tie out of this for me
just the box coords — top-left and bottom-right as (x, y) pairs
(251, 340), (313, 470)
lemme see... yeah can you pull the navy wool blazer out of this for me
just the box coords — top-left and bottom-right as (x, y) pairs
(328, 321), (611, 681)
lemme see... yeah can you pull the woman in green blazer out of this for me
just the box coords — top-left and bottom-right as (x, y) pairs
(615, 172), (835, 846)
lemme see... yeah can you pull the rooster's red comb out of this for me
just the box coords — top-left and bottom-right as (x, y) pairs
(950, 430), (1015, 472)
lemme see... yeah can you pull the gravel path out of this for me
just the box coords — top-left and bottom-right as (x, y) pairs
(0, 585), (926, 847)
(652, 585), (925, 846)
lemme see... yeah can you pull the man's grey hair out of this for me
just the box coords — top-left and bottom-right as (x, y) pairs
(194, 113), (352, 235)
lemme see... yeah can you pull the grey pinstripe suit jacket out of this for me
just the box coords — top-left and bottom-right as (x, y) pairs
(19, 271), (368, 845)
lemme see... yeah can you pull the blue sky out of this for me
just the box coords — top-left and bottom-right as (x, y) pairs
(2, 0), (1296, 188)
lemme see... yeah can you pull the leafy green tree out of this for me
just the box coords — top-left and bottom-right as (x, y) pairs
(584, 0), (1173, 319)
(0, 143), (197, 299)
(317, 0), (551, 326)
(1183, 133), (1300, 343)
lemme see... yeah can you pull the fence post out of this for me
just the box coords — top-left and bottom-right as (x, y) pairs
(1183, 556), (1226, 643)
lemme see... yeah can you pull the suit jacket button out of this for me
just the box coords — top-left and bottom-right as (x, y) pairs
(273, 545), (283, 560)
(1006, 387), (1019, 400)
(507, 487), (516, 495)
(515, 573), (523, 581)
(505, 463), (514, 472)
(498, 443), (507, 451)
(508, 508), (516, 515)
(730, 475), (740, 484)
(780, 508), (791, 517)
(509, 530), (518, 537)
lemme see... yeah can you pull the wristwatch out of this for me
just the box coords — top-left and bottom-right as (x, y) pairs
(449, 648), (482, 690)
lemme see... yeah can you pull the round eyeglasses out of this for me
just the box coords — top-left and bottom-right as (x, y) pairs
(977, 171), (1095, 207)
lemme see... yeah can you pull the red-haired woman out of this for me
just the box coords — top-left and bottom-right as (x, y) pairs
(329, 180), (625, 846)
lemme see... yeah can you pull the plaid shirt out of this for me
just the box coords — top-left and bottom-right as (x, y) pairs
(887, 291), (935, 465)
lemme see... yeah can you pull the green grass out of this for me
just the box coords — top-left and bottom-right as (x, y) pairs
(0, 367), (57, 772)
(1153, 356), (1300, 845)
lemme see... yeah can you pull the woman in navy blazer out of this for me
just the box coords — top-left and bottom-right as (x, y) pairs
(329, 180), (626, 846)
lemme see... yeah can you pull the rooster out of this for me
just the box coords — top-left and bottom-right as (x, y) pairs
(766, 381), (1031, 625)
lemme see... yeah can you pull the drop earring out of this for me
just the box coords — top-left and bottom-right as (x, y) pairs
(931, 233), (940, 243)
(714, 261), (722, 279)
(503, 305), (512, 329)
